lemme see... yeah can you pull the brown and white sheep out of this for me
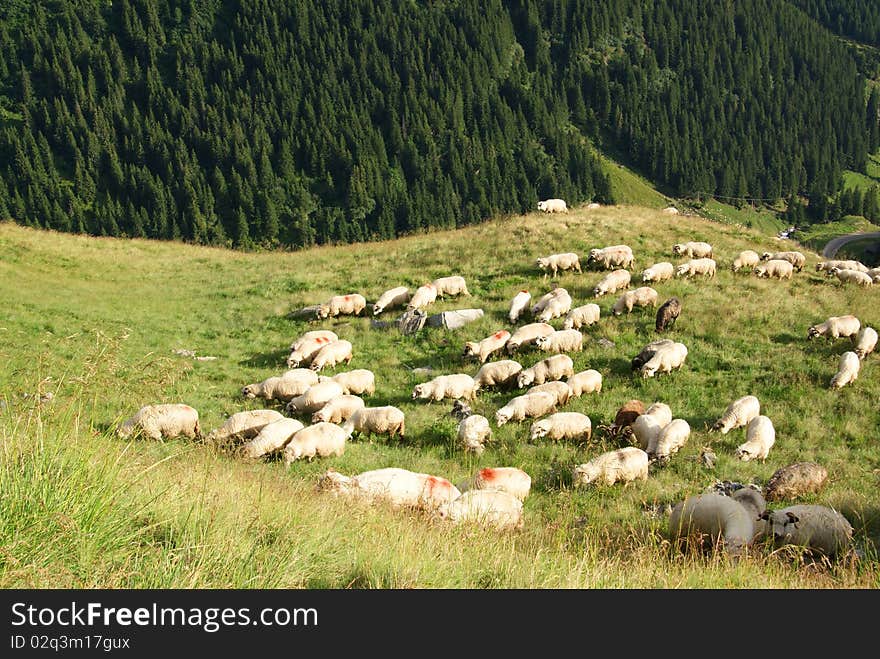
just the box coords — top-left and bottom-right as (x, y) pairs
(464, 330), (512, 364)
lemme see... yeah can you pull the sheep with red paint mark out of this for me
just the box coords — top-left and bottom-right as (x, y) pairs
(464, 330), (512, 363)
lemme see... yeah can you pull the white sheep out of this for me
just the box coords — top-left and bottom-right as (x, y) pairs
(457, 414), (492, 455)
(319, 369), (375, 396)
(412, 373), (478, 402)
(754, 259), (793, 280)
(525, 380), (572, 407)
(508, 290), (532, 323)
(675, 257), (716, 278)
(436, 490), (524, 530)
(735, 415), (776, 462)
(505, 322), (555, 354)
(830, 351), (861, 389)
(206, 409), (285, 446)
(431, 275), (470, 297)
(529, 412), (591, 443)
(290, 330), (338, 352)
(573, 447), (649, 487)
(286, 336), (335, 369)
(311, 394), (366, 424)
(535, 288), (573, 322)
(639, 341), (688, 378)
(473, 360), (523, 391)
(516, 354), (575, 387)
(309, 339), (354, 372)
(817, 259), (869, 273)
(808, 315), (861, 341)
(317, 293), (366, 318)
(672, 241), (713, 259)
(117, 403), (201, 441)
(534, 328), (583, 354)
(630, 402), (674, 451)
(284, 380), (345, 416)
(592, 269), (632, 297)
(530, 288), (562, 316)
(758, 505), (854, 558)
(566, 369), (602, 396)
(282, 422), (349, 465)
(587, 245), (634, 270)
(852, 326), (878, 359)
(611, 286), (659, 316)
(761, 250), (806, 271)
(407, 283), (438, 311)
(648, 418), (691, 464)
(829, 267), (873, 287)
(239, 417), (305, 459)
(731, 250), (760, 273)
(536, 252), (581, 278)
(640, 262), (674, 283)
(495, 391), (557, 426)
(461, 467), (532, 501)
(242, 368), (320, 401)
(341, 406), (406, 440)
(463, 330), (512, 363)
(372, 286), (411, 315)
(563, 303), (600, 330)
(669, 492), (757, 557)
(537, 198), (568, 213)
(318, 467), (460, 511)
(711, 395), (761, 434)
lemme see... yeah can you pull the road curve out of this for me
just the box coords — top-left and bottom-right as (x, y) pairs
(821, 231), (880, 258)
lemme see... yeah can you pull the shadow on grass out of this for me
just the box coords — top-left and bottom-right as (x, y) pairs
(240, 349), (289, 368)
(771, 332), (803, 346)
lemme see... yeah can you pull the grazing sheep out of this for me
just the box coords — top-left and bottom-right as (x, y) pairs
(631, 413), (664, 452)
(462, 467), (532, 501)
(529, 412), (591, 443)
(764, 462), (828, 502)
(537, 198), (568, 213)
(631, 339), (675, 370)
(730, 487), (768, 536)
(242, 369), (320, 401)
(761, 251), (806, 271)
(206, 409), (285, 446)
(648, 418), (691, 464)
(290, 330), (338, 352)
(412, 373), (478, 402)
(536, 252), (582, 278)
(508, 290), (532, 323)
(464, 330), (512, 364)
(285, 380), (345, 416)
(436, 490), (524, 530)
(117, 403), (201, 441)
(317, 293), (367, 319)
(758, 505), (854, 558)
(282, 422), (349, 465)
(372, 286), (411, 315)
(495, 391), (557, 426)
(240, 417), (305, 459)
(457, 414), (492, 455)
(731, 250), (760, 273)
(640, 262), (675, 283)
(431, 275), (470, 297)
(309, 339), (354, 373)
(516, 354), (575, 387)
(573, 446), (649, 487)
(530, 287), (564, 317)
(535, 288), (573, 322)
(672, 241), (713, 259)
(318, 467), (460, 511)
(505, 322), (556, 354)
(668, 492), (757, 557)
(534, 328), (583, 354)
(829, 267), (874, 287)
(662, 206), (679, 215)
(587, 245), (635, 270)
(817, 259), (869, 273)
(830, 351), (860, 389)
(341, 406), (406, 440)
(563, 303), (601, 330)
(655, 297), (682, 333)
(612, 286), (659, 316)
(311, 394), (366, 424)
(610, 399), (646, 433)
(450, 399), (473, 420)
(643, 402), (673, 427)
(675, 257), (716, 278)
(566, 369), (602, 397)
(473, 359), (523, 391)
(852, 326), (878, 359)
(592, 269), (632, 297)
(407, 283), (438, 311)
(287, 336), (335, 368)
(735, 415), (776, 462)
(754, 259), (793, 280)
(711, 395), (761, 434)
(808, 314), (861, 341)
(318, 369), (375, 396)
(526, 380), (572, 407)
(639, 341), (688, 378)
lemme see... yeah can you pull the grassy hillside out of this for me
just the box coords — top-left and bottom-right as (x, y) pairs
(2, 204), (879, 589)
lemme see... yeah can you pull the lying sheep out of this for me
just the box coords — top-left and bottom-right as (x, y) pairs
(563, 303), (600, 330)
(464, 330), (512, 364)
(573, 446), (649, 487)
(311, 394), (366, 424)
(242, 368), (319, 401)
(529, 412), (591, 443)
(537, 198), (568, 213)
(240, 417), (305, 459)
(508, 290), (532, 323)
(462, 467), (532, 501)
(516, 354), (575, 387)
(631, 339), (675, 371)
(567, 369), (602, 397)
(117, 403), (201, 441)
(505, 322), (555, 354)
(372, 286), (411, 315)
(285, 380), (345, 416)
(808, 314), (860, 341)
(711, 395), (760, 434)
(341, 405), (406, 440)
(639, 341), (688, 378)
(640, 261), (674, 283)
(829, 267), (873, 287)
(587, 245), (635, 270)
(761, 250), (806, 271)
(592, 269), (631, 297)
(735, 415), (776, 462)
(612, 286), (659, 316)
(473, 359), (523, 391)
(648, 418), (691, 464)
(675, 257), (716, 278)
(318, 467), (460, 511)
(431, 275), (470, 297)
(764, 462), (828, 502)
(457, 414), (492, 455)
(317, 293), (366, 318)
(436, 490), (524, 530)
(319, 369), (375, 396)
(754, 259), (793, 280)
(535, 288), (573, 322)
(668, 492), (757, 557)
(830, 351), (860, 389)
(309, 339), (354, 372)
(852, 326), (878, 359)
(655, 298), (681, 333)
(206, 409), (284, 446)
(412, 373), (478, 402)
(534, 328), (583, 354)
(407, 283), (438, 311)
(526, 380), (572, 407)
(286, 336), (335, 368)
(282, 422), (349, 465)
(672, 241), (713, 259)
(495, 391), (557, 426)
(758, 505), (854, 558)
(731, 250), (760, 273)
(536, 252), (581, 278)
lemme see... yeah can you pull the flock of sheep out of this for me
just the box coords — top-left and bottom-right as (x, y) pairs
(115, 201), (878, 559)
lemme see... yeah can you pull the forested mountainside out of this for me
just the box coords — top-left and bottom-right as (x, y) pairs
(787, 0), (880, 46)
(0, 0), (877, 248)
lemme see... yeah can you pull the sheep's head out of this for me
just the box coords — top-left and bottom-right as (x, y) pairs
(734, 446), (755, 462)
(536, 258), (549, 270)
(516, 371), (534, 388)
(412, 384), (426, 399)
(761, 252), (773, 261)
(534, 336), (550, 350)
(372, 303), (383, 315)
(495, 409), (511, 426)
(530, 421), (549, 441)
(241, 384), (259, 399)
(316, 304), (331, 319)
(807, 326), (821, 340)
(760, 510), (800, 542)
(572, 463), (599, 486)
(674, 264), (690, 278)
(672, 244), (685, 255)
(462, 342), (480, 359)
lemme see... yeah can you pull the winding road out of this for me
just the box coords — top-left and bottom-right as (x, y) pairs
(821, 231), (880, 258)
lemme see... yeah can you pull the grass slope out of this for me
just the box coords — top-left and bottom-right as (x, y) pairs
(1, 206), (879, 589)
